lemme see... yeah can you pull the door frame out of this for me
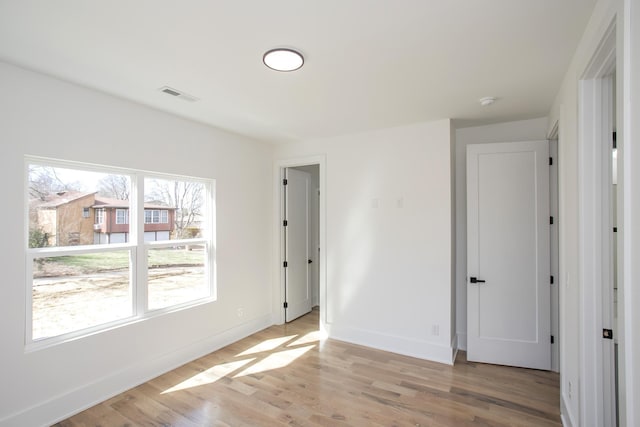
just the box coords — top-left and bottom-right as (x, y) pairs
(577, 19), (617, 426)
(548, 125), (560, 374)
(273, 156), (326, 331)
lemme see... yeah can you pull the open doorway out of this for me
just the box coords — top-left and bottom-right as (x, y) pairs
(282, 165), (320, 322)
(274, 156), (325, 330)
(290, 165), (321, 311)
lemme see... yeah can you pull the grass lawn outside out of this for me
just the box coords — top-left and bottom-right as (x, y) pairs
(34, 247), (204, 278)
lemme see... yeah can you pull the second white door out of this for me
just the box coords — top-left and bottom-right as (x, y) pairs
(467, 140), (551, 370)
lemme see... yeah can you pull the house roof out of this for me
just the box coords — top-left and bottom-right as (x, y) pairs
(0, 1), (597, 143)
(93, 196), (175, 210)
(30, 191), (96, 209)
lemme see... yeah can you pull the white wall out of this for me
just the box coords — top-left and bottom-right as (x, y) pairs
(275, 120), (456, 364)
(454, 117), (549, 350)
(0, 61), (274, 426)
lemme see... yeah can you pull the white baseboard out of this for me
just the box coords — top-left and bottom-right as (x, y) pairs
(0, 314), (273, 427)
(327, 324), (455, 365)
(451, 336), (459, 363)
(456, 332), (467, 351)
(560, 392), (575, 427)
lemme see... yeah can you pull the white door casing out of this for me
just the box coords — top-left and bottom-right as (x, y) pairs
(467, 140), (551, 370)
(284, 168), (312, 322)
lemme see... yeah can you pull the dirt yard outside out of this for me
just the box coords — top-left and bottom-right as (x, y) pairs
(31, 249), (207, 340)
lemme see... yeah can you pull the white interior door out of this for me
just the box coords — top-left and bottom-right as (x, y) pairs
(284, 168), (312, 322)
(467, 140), (551, 370)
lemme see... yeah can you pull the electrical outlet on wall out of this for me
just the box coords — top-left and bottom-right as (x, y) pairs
(431, 324), (440, 336)
(237, 307), (244, 318)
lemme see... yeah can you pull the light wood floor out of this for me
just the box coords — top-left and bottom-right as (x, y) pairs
(55, 309), (561, 426)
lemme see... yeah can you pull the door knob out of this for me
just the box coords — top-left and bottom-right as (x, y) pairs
(470, 277), (486, 284)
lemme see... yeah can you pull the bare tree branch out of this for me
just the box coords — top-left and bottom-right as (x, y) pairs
(98, 175), (130, 200)
(28, 165), (78, 200)
(146, 179), (204, 239)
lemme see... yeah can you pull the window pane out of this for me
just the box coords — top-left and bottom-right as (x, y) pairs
(95, 209), (104, 224)
(144, 177), (205, 241)
(28, 164), (131, 247)
(147, 247), (208, 310)
(32, 251), (132, 340)
(116, 209), (128, 225)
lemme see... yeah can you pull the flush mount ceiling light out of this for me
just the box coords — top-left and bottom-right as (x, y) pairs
(479, 96), (497, 106)
(263, 48), (304, 72)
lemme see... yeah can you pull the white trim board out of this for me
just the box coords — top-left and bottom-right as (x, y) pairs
(327, 323), (455, 366)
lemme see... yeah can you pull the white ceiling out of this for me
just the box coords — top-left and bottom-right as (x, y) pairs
(0, 1), (596, 144)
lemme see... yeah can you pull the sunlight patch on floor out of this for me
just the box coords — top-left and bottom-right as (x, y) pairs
(287, 330), (321, 347)
(161, 358), (255, 394)
(236, 334), (298, 357)
(234, 344), (315, 378)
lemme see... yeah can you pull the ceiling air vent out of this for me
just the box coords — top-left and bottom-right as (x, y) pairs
(158, 86), (199, 102)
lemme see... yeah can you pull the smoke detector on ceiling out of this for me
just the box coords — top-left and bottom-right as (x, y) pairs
(479, 96), (497, 107)
(158, 86), (199, 102)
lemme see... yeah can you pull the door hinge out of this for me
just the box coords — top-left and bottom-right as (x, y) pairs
(283, 261), (288, 268)
(551, 335), (555, 344)
(550, 275), (554, 285)
(549, 157), (553, 166)
(550, 216), (554, 225)
(283, 302), (288, 309)
(613, 131), (617, 149)
(283, 219), (288, 227)
(603, 329), (613, 339)
(613, 227), (618, 233)
(282, 178), (288, 186)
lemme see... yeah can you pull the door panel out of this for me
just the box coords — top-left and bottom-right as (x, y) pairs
(467, 140), (550, 370)
(284, 168), (312, 322)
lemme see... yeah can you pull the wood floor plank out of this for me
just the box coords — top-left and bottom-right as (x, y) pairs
(54, 308), (561, 426)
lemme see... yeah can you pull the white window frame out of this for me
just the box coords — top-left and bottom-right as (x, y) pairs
(143, 209), (169, 224)
(115, 208), (129, 225)
(25, 156), (216, 351)
(95, 209), (104, 224)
